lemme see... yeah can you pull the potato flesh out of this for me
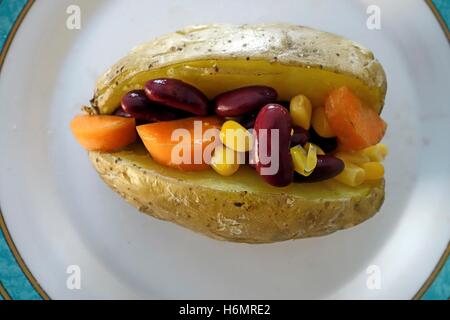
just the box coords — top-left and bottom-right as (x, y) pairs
(117, 144), (379, 200)
(95, 59), (383, 197)
(98, 60), (383, 115)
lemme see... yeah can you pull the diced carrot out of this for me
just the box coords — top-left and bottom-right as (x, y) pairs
(137, 116), (222, 171)
(324, 86), (386, 151)
(70, 115), (137, 151)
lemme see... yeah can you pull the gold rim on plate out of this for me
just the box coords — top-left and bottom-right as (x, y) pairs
(0, 0), (448, 300)
(0, 280), (12, 300)
(0, 0), (49, 301)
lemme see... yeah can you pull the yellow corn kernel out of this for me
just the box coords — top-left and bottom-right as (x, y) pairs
(305, 143), (318, 172)
(291, 146), (311, 177)
(290, 94), (312, 130)
(311, 106), (335, 138)
(334, 162), (366, 187)
(335, 151), (370, 165)
(360, 143), (388, 162)
(305, 142), (325, 155)
(210, 145), (240, 176)
(291, 144), (317, 176)
(220, 120), (253, 152)
(361, 162), (384, 180)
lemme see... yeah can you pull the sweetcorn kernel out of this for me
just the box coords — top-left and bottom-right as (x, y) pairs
(335, 151), (370, 165)
(211, 145), (240, 176)
(305, 144), (318, 172)
(290, 94), (313, 130)
(220, 120), (253, 152)
(360, 144), (388, 162)
(305, 142), (325, 155)
(311, 106), (335, 138)
(291, 144), (317, 176)
(291, 146), (310, 177)
(361, 162), (384, 180)
(334, 162), (366, 187)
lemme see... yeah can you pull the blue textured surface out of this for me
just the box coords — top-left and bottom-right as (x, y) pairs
(0, 0), (25, 45)
(423, 257), (450, 300)
(0, 0), (448, 300)
(0, 0), (43, 300)
(422, 0), (450, 302)
(0, 229), (41, 299)
(434, 0), (450, 29)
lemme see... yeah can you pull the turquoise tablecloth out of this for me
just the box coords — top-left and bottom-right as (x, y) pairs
(0, 0), (448, 300)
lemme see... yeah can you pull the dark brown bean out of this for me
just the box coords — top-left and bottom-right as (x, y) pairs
(309, 128), (338, 153)
(145, 78), (209, 116)
(121, 90), (151, 114)
(114, 107), (148, 126)
(121, 90), (181, 123)
(275, 101), (290, 109)
(223, 116), (244, 123)
(254, 104), (293, 187)
(214, 86), (277, 117)
(291, 127), (309, 147)
(245, 150), (256, 168)
(242, 118), (256, 129)
(240, 111), (258, 129)
(294, 155), (344, 183)
(114, 108), (133, 118)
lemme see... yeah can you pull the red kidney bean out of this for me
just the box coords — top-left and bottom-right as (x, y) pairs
(291, 127), (309, 147)
(294, 155), (344, 183)
(309, 128), (338, 153)
(254, 104), (293, 187)
(214, 86), (277, 117)
(145, 78), (209, 116)
(121, 90), (184, 123)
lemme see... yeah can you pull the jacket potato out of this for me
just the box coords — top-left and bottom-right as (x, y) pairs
(78, 24), (387, 243)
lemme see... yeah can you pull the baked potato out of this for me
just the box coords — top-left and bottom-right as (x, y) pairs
(90, 144), (384, 243)
(82, 24), (387, 243)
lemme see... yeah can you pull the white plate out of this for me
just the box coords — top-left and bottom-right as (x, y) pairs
(0, 0), (449, 299)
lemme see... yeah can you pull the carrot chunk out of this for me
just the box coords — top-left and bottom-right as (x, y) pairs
(137, 117), (222, 171)
(324, 86), (386, 151)
(70, 115), (137, 151)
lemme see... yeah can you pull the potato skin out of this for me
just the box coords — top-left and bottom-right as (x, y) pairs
(87, 24), (387, 243)
(92, 24), (387, 114)
(89, 147), (385, 243)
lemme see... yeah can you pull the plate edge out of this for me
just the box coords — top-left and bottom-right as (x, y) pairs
(0, 0), (49, 301)
(0, 0), (448, 300)
(426, 0), (450, 41)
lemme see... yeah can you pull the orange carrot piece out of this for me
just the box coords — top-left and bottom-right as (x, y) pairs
(137, 116), (222, 171)
(324, 86), (386, 151)
(70, 115), (136, 151)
